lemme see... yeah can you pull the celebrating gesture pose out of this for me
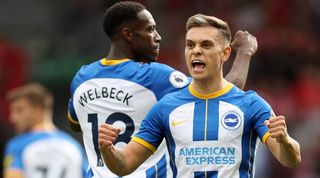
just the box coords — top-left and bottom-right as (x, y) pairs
(68, 1), (258, 177)
(98, 14), (300, 178)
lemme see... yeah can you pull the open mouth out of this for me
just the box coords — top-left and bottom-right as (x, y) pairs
(191, 60), (206, 69)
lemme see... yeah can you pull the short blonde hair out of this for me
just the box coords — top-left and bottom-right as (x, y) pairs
(7, 83), (54, 111)
(186, 14), (231, 43)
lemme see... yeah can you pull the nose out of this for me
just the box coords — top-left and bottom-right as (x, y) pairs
(155, 30), (161, 43)
(192, 44), (202, 55)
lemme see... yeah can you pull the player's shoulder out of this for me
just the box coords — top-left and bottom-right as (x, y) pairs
(5, 132), (40, 152)
(150, 62), (189, 87)
(243, 90), (264, 101)
(75, 59), (103, 76)
(149, 61), (173, 70)
(238, 89), (270, 109)
(157, 86), (190, 106)
(53, 130), (79, 144)
(227, 85), (259, 99)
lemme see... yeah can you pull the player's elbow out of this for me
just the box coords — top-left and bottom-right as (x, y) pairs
(279, 149), (301, 168)
(283, 154), (301, 168)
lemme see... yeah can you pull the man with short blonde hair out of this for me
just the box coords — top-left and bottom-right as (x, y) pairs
(98, 14), (300, 178)
(4, 83), (87, 178)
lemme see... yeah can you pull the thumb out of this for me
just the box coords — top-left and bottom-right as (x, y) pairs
(264, 120), (270, 127)
(115, 127), (121, 135)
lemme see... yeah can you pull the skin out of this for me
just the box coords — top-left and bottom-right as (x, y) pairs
(98, 25), (300, 176)
(185, 26), (231, 94)
(107, 9), (161, 63)
(4, 97), (55, 178)
(69, 9), (258, 132)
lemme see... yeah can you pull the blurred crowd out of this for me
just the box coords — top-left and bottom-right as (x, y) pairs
(1, 0), (320, 177)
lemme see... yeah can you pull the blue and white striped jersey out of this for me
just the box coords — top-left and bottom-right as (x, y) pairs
(68, 59), (189, 178)
(134, 83), (272, 178)
(4, 130), (87, 178)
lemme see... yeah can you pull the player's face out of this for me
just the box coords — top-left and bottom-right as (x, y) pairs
(185, 26), (230, 81)
(9, 97), (38, 133)
(131, 9), (161, 63)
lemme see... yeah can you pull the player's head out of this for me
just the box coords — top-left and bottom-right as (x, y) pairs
(103, 1), (161, 63)
(6, 83), (54, 133)
(184, 14), (232, 80)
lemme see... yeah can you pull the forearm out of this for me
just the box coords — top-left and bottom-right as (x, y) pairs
(100, 145), (133, 176)
(225, 51), (251, 90)
(277, 136), (301, 167)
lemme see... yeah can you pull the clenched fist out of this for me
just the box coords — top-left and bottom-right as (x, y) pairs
(98, 123), (121, 150)
(264, 115), (289, 144)
(231, 31), (258, 56)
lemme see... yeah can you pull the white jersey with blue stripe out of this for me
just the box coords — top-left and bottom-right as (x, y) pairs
(4, 130), (87, 178)
(68, 59), (189, 178)
(133, 83), (272, 178)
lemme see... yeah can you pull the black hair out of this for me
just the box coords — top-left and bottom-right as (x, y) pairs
(103, 1), (146, 38)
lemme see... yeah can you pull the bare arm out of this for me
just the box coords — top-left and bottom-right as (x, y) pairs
(225, 31), (258, 90)
(264, 115), (301, 167)
(98, 124), (152, 176)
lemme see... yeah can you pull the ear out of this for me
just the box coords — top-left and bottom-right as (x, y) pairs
(120, 27), (134, 42)
(222, 46), (231, 62)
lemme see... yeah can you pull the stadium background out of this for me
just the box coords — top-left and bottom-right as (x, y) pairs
(0, 0), (319, 177)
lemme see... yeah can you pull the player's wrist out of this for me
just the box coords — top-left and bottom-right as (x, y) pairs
(278, 135), (291, 146)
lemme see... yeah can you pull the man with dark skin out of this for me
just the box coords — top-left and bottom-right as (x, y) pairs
(67, 1), (257, 177)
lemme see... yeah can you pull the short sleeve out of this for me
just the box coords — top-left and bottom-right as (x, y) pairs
(68, 99), (79, 124)
(249, 93), (273, 144)
(4, 140), (23, 170)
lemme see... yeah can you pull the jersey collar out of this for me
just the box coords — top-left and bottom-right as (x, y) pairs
(188, 82), (234, 99)
(100, 58), (130, 66)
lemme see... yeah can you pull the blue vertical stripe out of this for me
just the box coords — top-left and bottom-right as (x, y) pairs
(165, 119), (177, 178)
(239, 120), (252, 178)
(194, 171), (205, 178)
(86, 167), (94, 178)
(146, 154), (167, 178)
(207, 101), (219, 141)
(248, 134), (258, 178)
(194, 171), (218, 178)
(207, 171), (218, 178)
(193, 101), (206, 141)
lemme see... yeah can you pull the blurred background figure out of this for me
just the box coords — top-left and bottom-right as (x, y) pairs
(3, 83), (87, 178)
(1, 0), (320, 177)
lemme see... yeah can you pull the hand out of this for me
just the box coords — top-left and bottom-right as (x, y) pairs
(264, 116), (289, 144)
(231, 31), (258, 56)
(98, 123), (121, 150)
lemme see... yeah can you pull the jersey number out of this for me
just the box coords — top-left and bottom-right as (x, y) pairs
(88, 113), (134, 167)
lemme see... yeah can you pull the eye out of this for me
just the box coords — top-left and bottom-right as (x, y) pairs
(148, 26), (156, 33)
(186, 41), (195, 48)
(202, 41), (213, 49)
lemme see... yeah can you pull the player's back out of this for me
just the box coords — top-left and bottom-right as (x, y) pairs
(4, 130), (87, 178)
(68, 59), (189, 178)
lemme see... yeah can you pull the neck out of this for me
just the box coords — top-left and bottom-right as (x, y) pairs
(107, 42), (134, 60)
(31, 117), (56, 132)
(191, 76), (229, 95)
